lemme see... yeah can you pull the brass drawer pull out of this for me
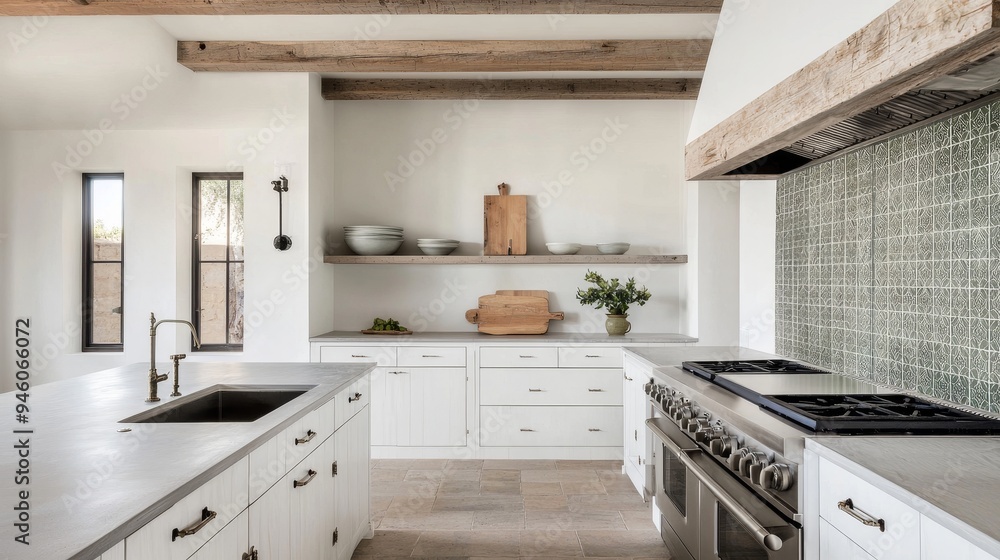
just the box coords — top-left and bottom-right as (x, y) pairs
(588, 388), (605, 392)
(519, 355), (535, 359)
(585, 354), (602, 358)
(838, 499), (885, 532)
(350, 354), (370, 358)
(389, 371), (409, 375)
(589, 428), (602, 432)
(172, 507), (216, 541)
(349, 392), (363, 403)
(520, 428), (535, 432)
(421, 354), (442, 358)
(293, 469), (318, 488)
(295, 430), (317, 445)
(528, 388), (544, 392)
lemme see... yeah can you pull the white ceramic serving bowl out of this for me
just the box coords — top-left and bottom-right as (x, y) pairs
(596, 242), (630, 255)
(417, 238), (459, 244)
(346, 236), (404, 255)
(546, 242), (582, 255)
(418, 245), (458, 256)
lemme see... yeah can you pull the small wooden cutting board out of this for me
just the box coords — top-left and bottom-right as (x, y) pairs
(465, 292), (564, 335)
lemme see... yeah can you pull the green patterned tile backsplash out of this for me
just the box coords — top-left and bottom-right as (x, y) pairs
(776, 99), (1000, 412)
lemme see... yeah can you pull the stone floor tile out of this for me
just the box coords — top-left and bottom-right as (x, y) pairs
(523, 494), (569, 511)
(524, 511), (627, 531)
(373, 459), (413, 469)
(433, 495), (525, 512)
(406, 469), (482, 482)
(410, 530), (521, 557)
(386, 494), (436, 515)
(520, 482), (563, 495)
(372, 468), (409, 483)
(370, 480), (440, 498)
(556, 460), (624, 471)
(567, 494), (648, 512)
(447, 459), (485, 470)
(619, 510), (657, 531)
(438, 480), (483, 496)
(377, 511), (475, 531)
(520, 470), (600, 483)
(560, 481), (607, 495)
(481, 481), (522, 495)
(518, 530), (584, 557)
(601, 479), (642, 495)
(473, 511), (526, 530)
(371, 495), (394, 514)
(577, 530), (671, 557)
(352, 529), (421, 556)
(483, 459), (557, 470)
(481, 469), (521, 482)
(408, 458), (451, 469)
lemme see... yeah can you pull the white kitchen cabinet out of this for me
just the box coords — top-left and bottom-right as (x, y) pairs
(249, 465), (291, 560)
(921, 516), (998, 560)
(289, 433), (337, 560)
(480, 405), (622, 447)
(820, 519), (876, 560)
(125, 457), (249, 560)
(409, 367), (467, 446)
(480, 368), (621, 405)
(93, 540), (125, 560)
(334, 406), (372, 560)
(188, 510), (250, 560)
(622, 354), (652, 499)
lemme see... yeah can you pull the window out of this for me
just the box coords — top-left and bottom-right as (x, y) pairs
(83, 173), (124, 352)
(192, 173), (244, 351)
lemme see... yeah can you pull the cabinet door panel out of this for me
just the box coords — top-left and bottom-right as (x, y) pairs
(289, 437), (333, 560)
(189, 509), (250, 560)
(375, 368), (411, 446)
(94, 540), (125, 560)
(922, 516), (998, 560)
(349, 408), (372, 551)
(820, 519), (875, 560)
(250, 469), (290, 560)
(410, 368), (466, 446)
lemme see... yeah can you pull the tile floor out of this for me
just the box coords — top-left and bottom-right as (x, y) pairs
(352, 459), (672, 559)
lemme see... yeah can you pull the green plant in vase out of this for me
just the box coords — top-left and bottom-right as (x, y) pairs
(575, 270), (651, 335)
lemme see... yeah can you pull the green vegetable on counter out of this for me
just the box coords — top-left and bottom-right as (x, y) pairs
(369, 317), (408, 332)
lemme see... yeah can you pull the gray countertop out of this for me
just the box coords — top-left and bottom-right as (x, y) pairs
(311, 330), (697, 344)
(623, 345), (782, 367)
(0, 362), (373, 560)
(808, 437), (1000, 556)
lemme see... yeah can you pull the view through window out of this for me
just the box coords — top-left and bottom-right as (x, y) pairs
(83, 173), (124, 351)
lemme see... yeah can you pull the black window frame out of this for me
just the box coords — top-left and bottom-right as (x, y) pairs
(192, 172), (245, 352)
(82, 172), (125, 352)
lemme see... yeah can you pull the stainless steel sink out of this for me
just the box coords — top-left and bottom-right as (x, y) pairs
(120, 384), (316, 423)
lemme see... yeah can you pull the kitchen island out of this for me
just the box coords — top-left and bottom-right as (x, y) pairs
(0, 361), (373, 560)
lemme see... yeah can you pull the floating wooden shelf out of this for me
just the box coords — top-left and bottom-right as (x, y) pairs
(324, 255), (688, 264)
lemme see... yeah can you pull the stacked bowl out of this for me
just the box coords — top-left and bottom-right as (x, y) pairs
(344, 225), (404, 256)
(417, 238), (460, 256)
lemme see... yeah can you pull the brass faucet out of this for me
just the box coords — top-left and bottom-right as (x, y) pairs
(148, 313), (201, 403)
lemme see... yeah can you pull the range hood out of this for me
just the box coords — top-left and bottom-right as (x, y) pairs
(685, 0), (1000, 181)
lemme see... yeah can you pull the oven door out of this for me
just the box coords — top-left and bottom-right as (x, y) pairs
(650, 417), (699, 560)
(647, 418), (801, 560)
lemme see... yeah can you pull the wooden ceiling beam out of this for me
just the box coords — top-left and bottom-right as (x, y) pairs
(321, 78), (701, 100)
(685, 0), (1000, 181)
(0, 0), (723, 16)
(178, 40), (711, 72)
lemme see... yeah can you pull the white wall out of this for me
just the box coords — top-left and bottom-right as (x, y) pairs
(691, 182), (740, 345)
(330, 100), (695, 335)
(307, 73), (338, 337)
(688, 0), (900, 142)
(738, 180), (776, 352)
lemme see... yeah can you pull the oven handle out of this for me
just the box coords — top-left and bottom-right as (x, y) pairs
(647, 419), (784, 552)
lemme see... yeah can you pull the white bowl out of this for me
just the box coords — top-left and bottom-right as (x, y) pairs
(347, 234), (403, 239)
(597, 242), (630, 255)
(546, 243), (582, 255)
(419, 245), (458, 256)
(417, 238), (459, 244)
(346, 237), (404, 256)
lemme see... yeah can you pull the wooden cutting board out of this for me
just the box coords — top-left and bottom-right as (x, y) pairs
(465, 293), (564, 335)
(484, 193), (527, 255)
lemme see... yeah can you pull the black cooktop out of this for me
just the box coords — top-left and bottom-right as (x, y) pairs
(682, 359), (830, 380)
(760, 394), (1000, 434)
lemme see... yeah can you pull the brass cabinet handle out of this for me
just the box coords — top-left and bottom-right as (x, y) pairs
(172, 507), (216, 541)
(295, 430), (317, 445)
(350, 354), (370, 358)
(349, 392), (363, 403)
(520, 428), (535, 432)
(293, 469), (318, 488)
(838, 499), (885, 532)
(589, 428), (602, 432)
(421, 354), (442, 358)
(528, 388), (544, 392)
(389, 371), (409, 375)
(588, 388), (605, 392)
(519, 355), (535, 359)
(585, 354), (602, 358)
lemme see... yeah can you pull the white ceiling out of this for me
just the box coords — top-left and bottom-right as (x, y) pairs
(0, 14), (717, 130)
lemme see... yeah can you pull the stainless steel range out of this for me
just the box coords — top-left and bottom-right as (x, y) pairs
(643, 359), (1000, 560)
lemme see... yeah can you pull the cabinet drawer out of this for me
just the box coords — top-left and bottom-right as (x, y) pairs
(335, 373), (371, 431)
(480, 406), (622, 447)
(820, 518), (876, 560)
(285, 398), (336, 470)
(921, 515), (998, 560)
(559, 347), (623, 368)
(398, 346), (466, 367)
(480, 368), (622, 405)
(819, 457), (919, 560)
(319, 346), (396, 366)
(480, 347), (558, 368)
(125, 457), (249, 560)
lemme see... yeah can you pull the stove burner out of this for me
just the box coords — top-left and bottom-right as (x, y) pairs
(682, 359), (829, 380)
(761, 394), (1000, 434)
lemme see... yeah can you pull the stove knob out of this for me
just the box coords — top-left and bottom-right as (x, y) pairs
(687, 418), (709, 435)
(710, 435), (739, 458)
(644, 381), (654, 394)
(739, 451), (769, 479)
(758, 463), (795, 492)
(694, 425), (720, 444)
(727, 447), (751, 471)
(672, 405), (693, 422)
(748, 459), (771, 483)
